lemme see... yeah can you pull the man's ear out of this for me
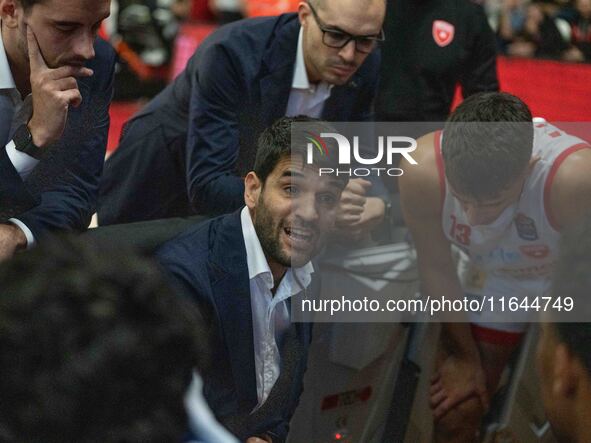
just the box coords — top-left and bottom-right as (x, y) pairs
(552, 343), (579, 398)
(0, 0), (20, 28)
(297, 1), (310, 27)
(244, 172), (262, 210)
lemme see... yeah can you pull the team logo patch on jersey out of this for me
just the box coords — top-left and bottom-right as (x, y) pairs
(433, 20), (455, 47)
(519, 244), (550, 259)
(515, 213), (539, 241)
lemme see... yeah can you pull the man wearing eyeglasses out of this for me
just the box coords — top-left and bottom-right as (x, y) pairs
(98, 0), (388, 237)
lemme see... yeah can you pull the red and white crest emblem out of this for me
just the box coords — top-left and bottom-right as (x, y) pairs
(432, 20), (455, 47)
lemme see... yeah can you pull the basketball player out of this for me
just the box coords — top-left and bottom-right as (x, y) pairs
(399, 92), (591, 442)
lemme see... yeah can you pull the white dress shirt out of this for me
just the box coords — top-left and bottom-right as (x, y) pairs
(1, 25), (37, 248)
(240, 207), (313, 409)
(1, 26), (38, 177)
(185, 373), (238, 443)
(285, 28), (333, 118)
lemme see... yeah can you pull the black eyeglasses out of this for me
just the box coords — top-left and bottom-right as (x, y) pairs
(307, 2), (385, 54)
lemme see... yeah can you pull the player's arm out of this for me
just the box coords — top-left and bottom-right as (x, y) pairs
(400, 132), (487, 416)
(550, 147), (591, 229)
(400, 133), (475, 347)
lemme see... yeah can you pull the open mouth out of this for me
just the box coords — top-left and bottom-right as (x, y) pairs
(284, 226), (315, 250)
(284, 227), (313, 241)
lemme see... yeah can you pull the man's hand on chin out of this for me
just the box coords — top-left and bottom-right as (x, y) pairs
(0, 224), (27, 262)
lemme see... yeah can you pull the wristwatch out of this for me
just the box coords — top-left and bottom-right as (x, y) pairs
(13, 124), (44, 160)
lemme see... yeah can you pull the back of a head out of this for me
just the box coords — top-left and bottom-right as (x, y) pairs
(0, 236), (206, 443)
(551, 215), (591, 377)
(442, 92), (534, 200)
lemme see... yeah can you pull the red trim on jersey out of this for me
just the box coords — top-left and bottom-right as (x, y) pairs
(470, 324), (524, 346)
(434, 130), (446, 210)
(543, 143), (591, 231)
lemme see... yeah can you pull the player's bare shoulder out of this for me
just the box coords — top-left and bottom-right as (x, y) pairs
(549, 146), (591, 229)
(399, 131), (443, 219)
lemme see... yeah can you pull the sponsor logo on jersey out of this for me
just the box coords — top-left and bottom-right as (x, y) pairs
(473, 247), (522, 266)
(515, 213), (539, 241)
(433, 20), (455, 47)
(519, 244), (551, 259)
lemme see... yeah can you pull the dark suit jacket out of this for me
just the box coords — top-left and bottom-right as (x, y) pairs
(99, 13), (381, 224)
(156, 210), (313, 442)
(0, 38), (116, 238)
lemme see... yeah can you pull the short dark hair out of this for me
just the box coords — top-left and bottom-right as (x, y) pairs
(0, 236), (206, 443)
(442, 92), (534, 200)
(253, 115), (348, 187)
(551, 215), (591, 375)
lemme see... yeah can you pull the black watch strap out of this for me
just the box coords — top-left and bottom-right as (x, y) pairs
(13, 124), (44, 160)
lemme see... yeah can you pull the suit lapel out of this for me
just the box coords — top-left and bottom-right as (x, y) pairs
(259, 67), (293, 128)
(208, 211), (258, 411)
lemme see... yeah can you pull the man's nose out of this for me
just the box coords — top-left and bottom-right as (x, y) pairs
(74, 32), (96, 61)
(338, 39), (356, 63)
(294, 194), (319, 222)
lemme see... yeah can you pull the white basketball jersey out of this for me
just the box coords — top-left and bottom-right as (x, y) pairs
(437, 122), (590, 281)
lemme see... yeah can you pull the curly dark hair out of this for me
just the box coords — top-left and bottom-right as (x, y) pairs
(0, 235), (208, 443)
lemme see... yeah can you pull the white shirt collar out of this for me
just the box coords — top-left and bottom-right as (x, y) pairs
(240, 206), (314, 291)
(0, 24), (16, 89)
(291, 27), (333, 95)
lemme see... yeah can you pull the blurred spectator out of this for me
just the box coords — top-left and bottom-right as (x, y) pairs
(496, 0), (527, 50)
(208, 0), (244, 25)
(567, 0), (591, 60)
(112, 0), (186, 99)
(0, 236), (213, 443)
(505, 2), (583, 60)
(171, 0), (194, 20)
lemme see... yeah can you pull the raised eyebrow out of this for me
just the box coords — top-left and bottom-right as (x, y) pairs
(280, 169), (306, 179)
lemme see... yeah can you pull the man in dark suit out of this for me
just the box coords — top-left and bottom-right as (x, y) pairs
(99, 0), (386, 230)
(0, 0), (115, 260)
(156, 117), (348, 443)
